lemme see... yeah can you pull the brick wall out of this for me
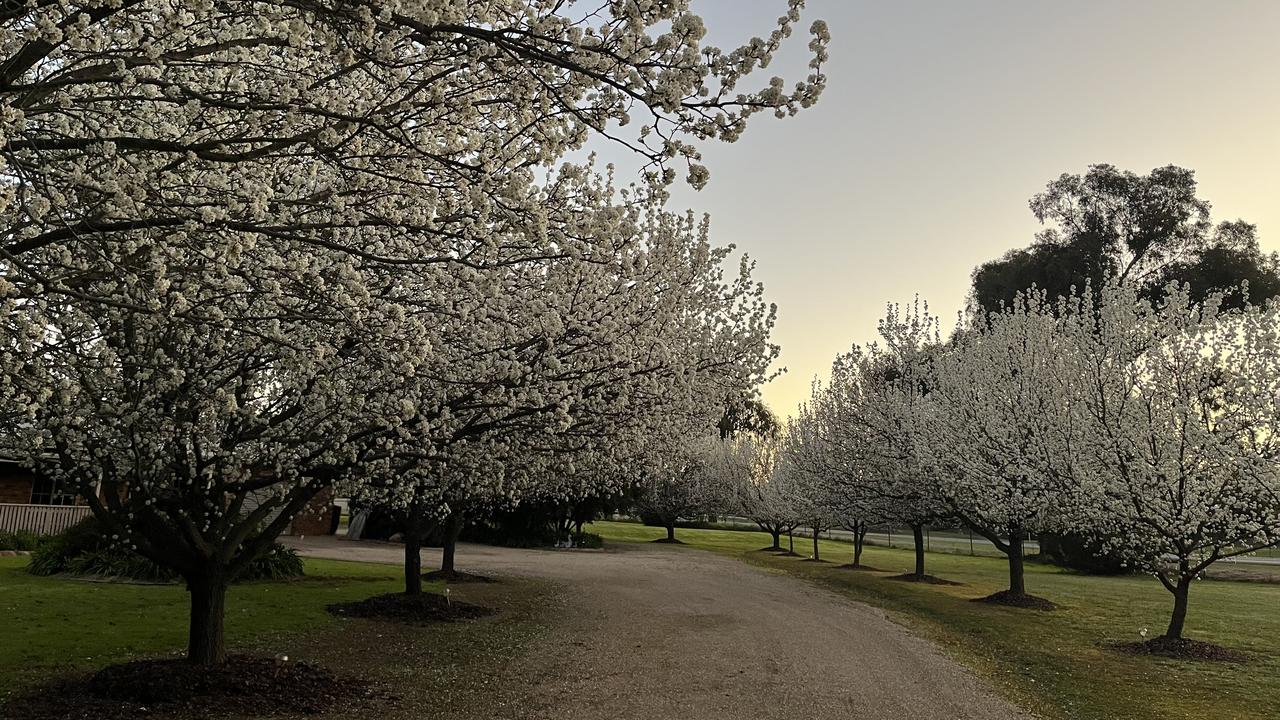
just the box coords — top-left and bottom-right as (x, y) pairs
(287, 486), (337, 536)
(0, 463), (35, 504)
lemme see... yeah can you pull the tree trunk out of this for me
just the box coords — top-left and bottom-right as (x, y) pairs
(441, 511), (463, 573)
(812, 528), (820, 561)
(911, 523), (926, 578)
(186, 572), (228, 666)
(1164, 577), (1193, 640)
(1007, 526), (1026, 596)
(770, 528), (782, 550)
(665, 522), (676, 542)
(853, 522), (865, 566)
(788, 530), (794, 554)
(404, 531), (423, 595)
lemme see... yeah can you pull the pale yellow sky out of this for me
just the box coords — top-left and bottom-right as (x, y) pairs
(608, 0), (1280, 418)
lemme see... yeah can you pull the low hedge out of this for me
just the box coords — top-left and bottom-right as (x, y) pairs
(27, 516), (305, 582)
(0, 530), (47, 551)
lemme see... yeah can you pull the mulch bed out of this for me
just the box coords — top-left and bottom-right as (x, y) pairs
(1112, 636), (1249, 663)
(756, 546), (788, 552)
(2, 655), (372, 720)
(972, 590), (1057, 610)
(834, 563), (883, 572)
(799, 558), (832, 563)
(423, 569), (494, 584)
(650, 538), (685, 545)
(327, 592), (493, 625)
(887, 573), (962, 586)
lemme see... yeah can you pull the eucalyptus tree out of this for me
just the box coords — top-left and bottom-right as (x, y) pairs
(971, 164), (1280, 313)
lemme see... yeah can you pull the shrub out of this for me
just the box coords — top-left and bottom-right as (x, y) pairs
(28, 516), (304, 582)
(238, 543), (306, 581)
(572, 532), (604, 549)
(0, 530), (45, 551)
(1037, 531), (1130, 575)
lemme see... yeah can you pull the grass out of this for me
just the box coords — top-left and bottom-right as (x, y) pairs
(588, 520), (1280, 720)
(0, 556), (437, 697)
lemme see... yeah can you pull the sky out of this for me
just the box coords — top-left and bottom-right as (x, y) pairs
(600, 0), (1280, 419)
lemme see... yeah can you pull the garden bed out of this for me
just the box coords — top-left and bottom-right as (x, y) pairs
(3, 655), (372, 720)
(971, 589), (1057, 610)
(887, 573), (962, 585)
(1113, 636), (1248, 663)
(422, 569), (493, 584)
(326, 592), (493, 624)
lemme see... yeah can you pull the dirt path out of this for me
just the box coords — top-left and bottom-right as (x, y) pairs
(286, 536), (1032, 720)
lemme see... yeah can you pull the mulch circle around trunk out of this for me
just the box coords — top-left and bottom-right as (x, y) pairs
(834, 563), (884, 572)
(650, 538), (685, 544)
(887, 573), (962, 586)
(1112, 636), (1249, 663)
(326, 592), (493, 625)
(3, 655), (373, 720)
(972, 589), (1057, 610)
(423, 569), (494, 583)
(757, 546), (787, 552)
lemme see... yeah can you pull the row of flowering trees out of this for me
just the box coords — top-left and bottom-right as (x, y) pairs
(0, 0), (828, 666)
(729, 282), (1280, 643)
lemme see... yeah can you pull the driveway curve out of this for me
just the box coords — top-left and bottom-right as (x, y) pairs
(286, 535), (1031, 720)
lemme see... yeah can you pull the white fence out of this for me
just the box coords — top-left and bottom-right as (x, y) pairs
(0, 503), (91, 535)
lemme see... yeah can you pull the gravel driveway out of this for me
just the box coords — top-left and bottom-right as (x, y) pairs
(286, 536), (1031, 720)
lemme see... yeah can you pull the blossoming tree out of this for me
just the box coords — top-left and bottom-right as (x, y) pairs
(826, 302), (951, 579)
(920, 294), (1080, 605)
(0, 1), (827, 666)
(716, 433), (800, 552)
(1063, 282), (1280, 642)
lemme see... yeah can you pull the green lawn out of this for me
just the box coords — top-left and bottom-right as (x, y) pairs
(588, 520), (1280, 720)
(0, 556), (433, 697)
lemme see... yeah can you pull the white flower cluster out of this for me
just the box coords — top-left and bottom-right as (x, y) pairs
(794, 280), (1280, 636)
(0, 1), (821, 608)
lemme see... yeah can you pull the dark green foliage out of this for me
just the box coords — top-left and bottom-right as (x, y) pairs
(237, 543), (306, 581)
(971, 164), (1280, 312)
(572, 532), (604, 549)
(464, 517), (558, 548)
(1038, 531), (1129, 575)
(464, 495), (618, 548)
(0, 530), (45, 551)
(27, 516), (303, 582)
(717, 397), (778, 440)
(27, 515), (112, 576)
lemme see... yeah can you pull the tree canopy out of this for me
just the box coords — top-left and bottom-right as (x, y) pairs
(971, 164), (1280, 312)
